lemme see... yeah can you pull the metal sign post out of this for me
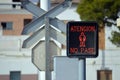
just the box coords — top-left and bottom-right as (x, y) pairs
(45, 17), (51, 80)
(78, 58), (86, 80)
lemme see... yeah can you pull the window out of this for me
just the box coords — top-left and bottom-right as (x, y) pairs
(24, 19), (32, 26)
(13, 0), (21, 2)
(12, 0), (21, 8)
(97, 70), (112, 80)
(1, 22), (13, 30)
(10, 71), (21, 80)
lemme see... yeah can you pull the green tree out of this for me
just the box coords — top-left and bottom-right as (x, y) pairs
(110, 27), (120, 47)
(77, 0), (120, 47)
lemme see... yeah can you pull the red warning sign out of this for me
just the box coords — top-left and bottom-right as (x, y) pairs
(67, 21), (98, 58)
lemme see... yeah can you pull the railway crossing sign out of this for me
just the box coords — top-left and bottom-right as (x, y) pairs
(67, 21), (99, 58)
(21, 0), (71, 72)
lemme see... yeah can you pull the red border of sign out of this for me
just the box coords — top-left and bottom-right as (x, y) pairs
(67, 21), (99, 58)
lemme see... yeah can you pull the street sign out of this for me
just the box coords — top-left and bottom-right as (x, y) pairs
(54, 56), (79, 80)
(67, 21), (98, 58)
(32, 41), (61, 71)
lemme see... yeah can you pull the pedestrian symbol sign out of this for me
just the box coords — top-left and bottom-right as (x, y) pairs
(67, 21), (98, 58)
(79, 32), (86, 47)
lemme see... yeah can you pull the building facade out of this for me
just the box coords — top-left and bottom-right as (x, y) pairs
(0, 1), (38, 80)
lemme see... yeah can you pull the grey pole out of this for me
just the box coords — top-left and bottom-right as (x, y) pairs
(41, 0), (51, 80)
(101, 50), (105, 69)
(40, 0), (51, 11)
(45, 17), (51, 80)
(78, 58), (86, 80)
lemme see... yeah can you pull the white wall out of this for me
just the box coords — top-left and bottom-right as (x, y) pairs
(0, 0), (12, 3)
(57, 4), (80, 21)
(0, 35), (38, 75)
(86, 49), (120, 80)
(0, 36), (29, 51)
(0, 57), (37, 75)
(0, 0), (12, 9)
(0, 0), (21, 9)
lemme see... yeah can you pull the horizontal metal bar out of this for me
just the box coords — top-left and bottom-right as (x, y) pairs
(50, 27), (66, 45)
(22, 27), (45, 48)
(21, 0), (45, 17)
(50, 18), (66, 33)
